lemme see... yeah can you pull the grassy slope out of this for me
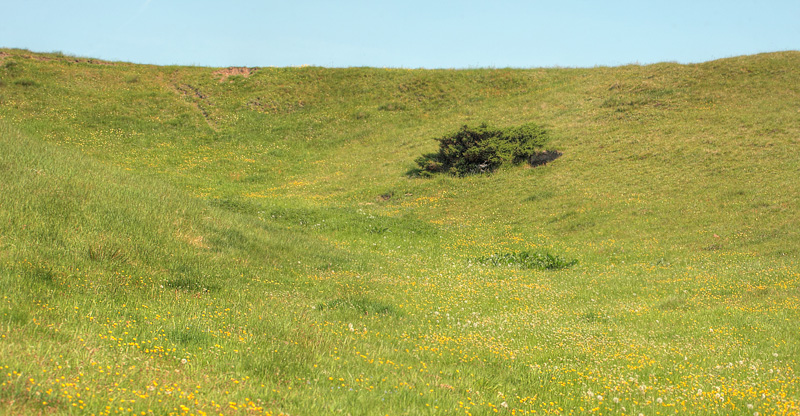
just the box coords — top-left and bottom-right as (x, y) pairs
(1, 48), (799, 415)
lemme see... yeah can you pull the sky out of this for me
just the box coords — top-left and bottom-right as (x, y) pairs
(1, 0), (798, 68)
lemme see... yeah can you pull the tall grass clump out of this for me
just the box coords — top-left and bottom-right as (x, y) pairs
(477, 250), (577, 270)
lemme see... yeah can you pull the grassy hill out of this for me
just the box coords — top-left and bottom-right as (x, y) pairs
(1, 48), (798, 415)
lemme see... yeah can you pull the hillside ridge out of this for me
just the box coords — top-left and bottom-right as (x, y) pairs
(1, 47), (799, 415)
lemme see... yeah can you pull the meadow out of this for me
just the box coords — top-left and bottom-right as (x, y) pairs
(0, 48), (798, 415)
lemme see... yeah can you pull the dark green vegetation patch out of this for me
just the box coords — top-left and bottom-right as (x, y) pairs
(476, 250), (577, 270)
(316, 297), (397, 316)
(412, 122), (556, 177)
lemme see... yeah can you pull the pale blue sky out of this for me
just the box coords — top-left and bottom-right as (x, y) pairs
(2, 0), (798, 68)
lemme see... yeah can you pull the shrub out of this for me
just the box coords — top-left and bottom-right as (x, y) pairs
(413, 122), (551, 177)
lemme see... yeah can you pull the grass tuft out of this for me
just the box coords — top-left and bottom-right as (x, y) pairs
(317, 297), (397, 316)
(477, 250), (577, 270)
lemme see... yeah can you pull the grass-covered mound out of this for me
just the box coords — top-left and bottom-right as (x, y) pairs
(1, 48), (799, 415)
(413, 122), (553, 176)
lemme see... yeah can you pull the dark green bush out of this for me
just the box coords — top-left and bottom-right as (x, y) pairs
(413, 123), (551, 177)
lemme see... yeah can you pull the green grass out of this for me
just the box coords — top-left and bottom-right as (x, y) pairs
(476, 250), (577, 270)
(1, 47), (799, 415)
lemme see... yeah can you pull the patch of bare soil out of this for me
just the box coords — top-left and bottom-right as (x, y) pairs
(214, 67), (258, 82)
(173, 82), (217, 131)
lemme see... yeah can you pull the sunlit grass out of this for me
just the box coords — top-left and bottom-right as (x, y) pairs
(0, 48), (798, 415)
